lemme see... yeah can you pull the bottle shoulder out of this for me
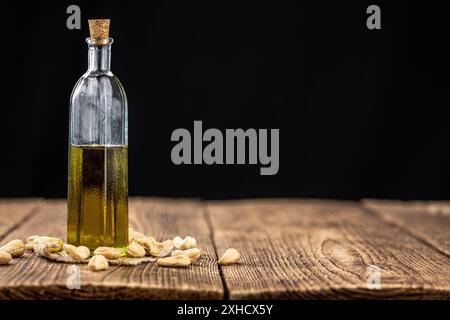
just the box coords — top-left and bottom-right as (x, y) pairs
(72, 72), (125, 93)
(70, 71), (127, 106)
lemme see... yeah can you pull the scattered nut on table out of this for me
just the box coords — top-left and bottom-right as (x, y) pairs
(88, 255), (109, 271)
(218, 248), (241, 266)
(33, 237), (63, 254)
(171, 248), (201, 263)
(126, 241), (146, 258)
(147, 239), (174, 257)
(0, 229), (242, 271)
(157, 255), (191, 267)
(94, 247), (122, 260)
(64, 244), (90, 261)
(77, 246), (91, 260)
(0, 250), (12, 265)
(0, 239), (25, 257)
(173, 236), (197, 250)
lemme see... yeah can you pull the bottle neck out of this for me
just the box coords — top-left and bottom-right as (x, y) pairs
(87, 38), (113, 72)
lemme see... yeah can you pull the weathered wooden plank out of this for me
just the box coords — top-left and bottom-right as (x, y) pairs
(207, 199), (450, 299)
(127, 198), (224, 299)
(363, 199), (450, 256)
(0, 198), (41, 240)
(0, 198), (224, 299)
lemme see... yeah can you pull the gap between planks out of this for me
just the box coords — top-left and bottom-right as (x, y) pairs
(362, 199), (450, 258)
(203, 205), (230, 300)
(206, 198), (450, 299)
(0, 198), (224, 299)
(2, 198), (449, 300)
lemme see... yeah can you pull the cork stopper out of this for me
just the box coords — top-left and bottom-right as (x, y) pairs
(88, 19), (110, 45)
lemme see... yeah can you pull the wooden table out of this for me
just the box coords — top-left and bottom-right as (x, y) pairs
(0, 198), (449, 299)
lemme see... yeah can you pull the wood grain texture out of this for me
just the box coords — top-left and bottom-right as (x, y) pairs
(0, 198), (224, 300)
(363, 199), (450, 256)
(0, 198), (41, 240)
(207, 199), (450, 299)
(1, 198), (449, 300)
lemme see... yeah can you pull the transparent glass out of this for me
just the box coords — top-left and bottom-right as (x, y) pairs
(67, 38), (128, 250)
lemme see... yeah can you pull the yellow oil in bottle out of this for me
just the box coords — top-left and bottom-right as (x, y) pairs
(67, 145), (128, 250)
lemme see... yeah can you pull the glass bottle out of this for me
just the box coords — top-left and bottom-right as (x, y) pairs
(67, 20), (128, 250)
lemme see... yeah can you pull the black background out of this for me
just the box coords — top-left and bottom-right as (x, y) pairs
(1, 1), (448, 199)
